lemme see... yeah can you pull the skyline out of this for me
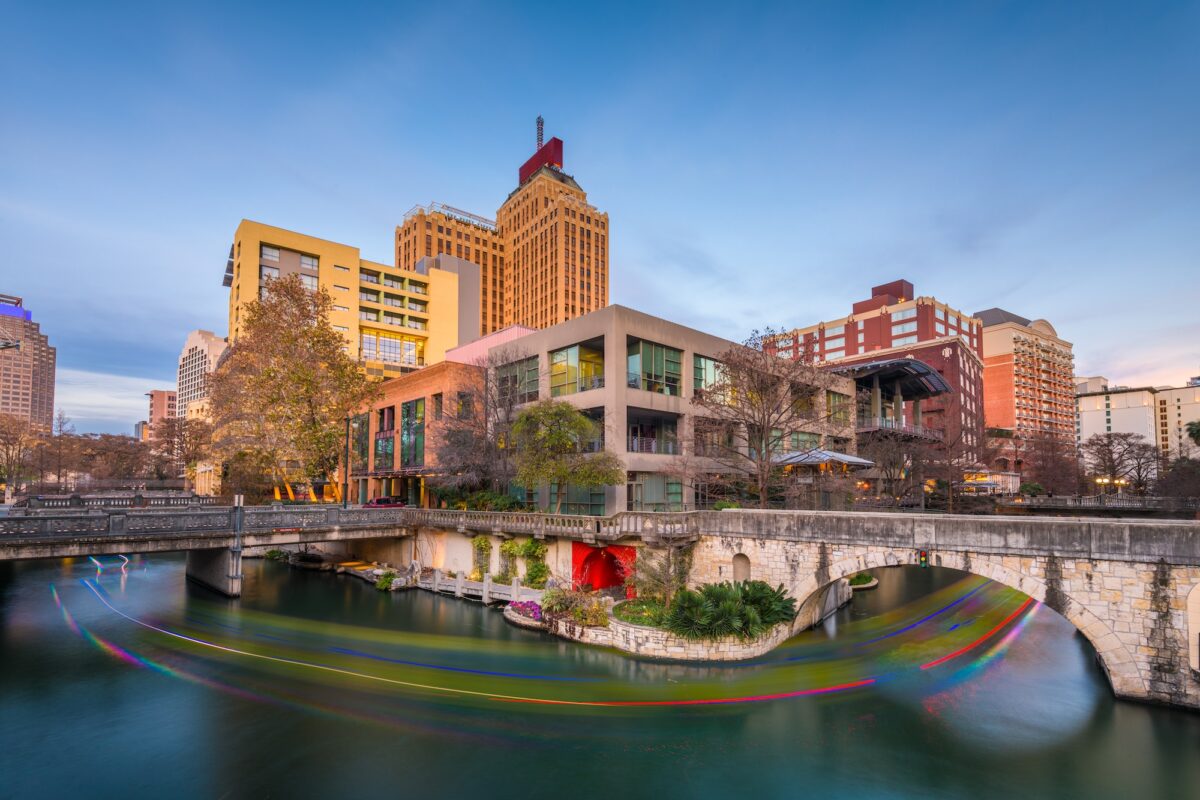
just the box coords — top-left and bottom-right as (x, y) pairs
(4, 1), (1198, 433)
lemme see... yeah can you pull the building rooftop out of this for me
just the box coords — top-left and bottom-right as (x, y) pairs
(975, 307), (1032, 327)
(831, 357), (954, 400)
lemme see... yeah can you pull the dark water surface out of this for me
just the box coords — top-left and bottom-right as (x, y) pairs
(1, 556), (1198, 799)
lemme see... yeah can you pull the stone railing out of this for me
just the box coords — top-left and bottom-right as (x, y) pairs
(1001, 495), (1200, 511)
(21, 494), (217, 510)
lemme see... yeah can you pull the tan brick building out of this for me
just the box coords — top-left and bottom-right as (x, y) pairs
(976, 308), (1075, 440)
(0, 294), (55, 430)
(395, 125), (609, 337)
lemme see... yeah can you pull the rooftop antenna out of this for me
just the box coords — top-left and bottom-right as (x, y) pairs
(536, 115), (544, 149)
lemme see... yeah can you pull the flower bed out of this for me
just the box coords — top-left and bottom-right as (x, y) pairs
(503, 601), (547, 631)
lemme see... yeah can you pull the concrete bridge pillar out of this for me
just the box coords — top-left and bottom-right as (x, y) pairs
(185, 547), (243, 597)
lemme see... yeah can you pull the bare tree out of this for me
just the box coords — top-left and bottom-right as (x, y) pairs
(1081, 432), (1153, 489)
(688, 328), (855, 509)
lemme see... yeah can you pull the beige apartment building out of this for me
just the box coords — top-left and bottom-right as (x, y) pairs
(145, 390), (176, 439)
(1076, 376), (1200, 461)
(976, 308), (1075, 440)
(486, 305), (856, 515)
(176, 329), (227, 418)
(223, 220), (478, 379)
(395, 126), (609, 337)
(0, 294), (56, 430)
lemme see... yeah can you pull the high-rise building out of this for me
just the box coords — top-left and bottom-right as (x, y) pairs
(176, 329), (228, 418)
(223, 220), (479, 380)
(395, 122), (609, 336)
(976, 308), (1075, 441)
(0, 294), (56, 429)
(1076, 377), (1200, 461)
(145, 390), (176, 438)
(771, 280), (986, 459)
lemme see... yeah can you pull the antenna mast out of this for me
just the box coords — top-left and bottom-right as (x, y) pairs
(536, 115), (544, 149)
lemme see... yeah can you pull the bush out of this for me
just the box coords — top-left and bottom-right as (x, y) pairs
(1019, 482), (1045, 496)
(848, 572), (874, 586)
(542, 587), (609, 627)
(571, 601), (609, 627)
(264, 549), (288, 561)
(663, 580), (797, 640)
(712, 500), (741, 510)
(375, 571), (397, 591)
(523, 560), (550, 589)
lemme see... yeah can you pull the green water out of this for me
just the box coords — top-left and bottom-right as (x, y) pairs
(1, 555), (1197, 799)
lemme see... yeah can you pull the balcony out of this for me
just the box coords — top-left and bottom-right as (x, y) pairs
(628, 436), (679, 454)
(856, 416), (944, 441)
(628, 409), (680, 455)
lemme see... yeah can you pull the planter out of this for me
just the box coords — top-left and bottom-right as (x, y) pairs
(850, 577), (879, 591)
(607, 616), (793, 661)
(545, 614), (613, 647)
(503, 604), (547, 631)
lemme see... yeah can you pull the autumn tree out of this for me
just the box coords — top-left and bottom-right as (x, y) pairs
(689, 329), (853, 509)
(151, 415), (213, 483)
(0, 413), (36, 494)
(209, 274), (377, 496)
(511, 399), (625, 514)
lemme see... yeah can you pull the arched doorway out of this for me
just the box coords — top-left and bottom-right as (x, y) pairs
(732, 553), (751, 582)
(571, 542), (636, 593)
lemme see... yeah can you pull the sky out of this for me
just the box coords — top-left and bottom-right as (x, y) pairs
(2, 1), (1198, 433)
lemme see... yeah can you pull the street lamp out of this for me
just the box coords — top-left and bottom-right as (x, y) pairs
(1095, 477), (1111, 496)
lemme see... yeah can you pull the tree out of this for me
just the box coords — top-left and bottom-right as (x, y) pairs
(1187, 420), (1200, 448)
(689, 329), (852, 509)
(151, 415), (212, 480)
(209, 275), (377, 495)
(0, 413), (35, 494)
(1021, 435), (1082, 495)
(1081, 432), (1153, 489)
(429, 345), (533, 499)
(1157, 458), (1200, 498)
(511, 399), (625, 513)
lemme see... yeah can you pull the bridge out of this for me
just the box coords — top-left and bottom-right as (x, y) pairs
(2, 505), (1198, 710)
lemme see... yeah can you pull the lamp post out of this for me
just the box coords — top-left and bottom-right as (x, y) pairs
(342, 414), (352, 509)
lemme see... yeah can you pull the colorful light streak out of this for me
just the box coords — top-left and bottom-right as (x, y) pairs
(920, 597), (1036, 670)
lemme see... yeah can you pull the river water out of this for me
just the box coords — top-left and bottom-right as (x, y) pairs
(1, 555), (1198, 799)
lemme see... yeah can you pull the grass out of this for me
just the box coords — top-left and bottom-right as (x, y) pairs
(612, 598), (666, 626)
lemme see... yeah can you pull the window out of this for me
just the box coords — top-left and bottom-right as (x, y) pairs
(373, 432), (394, 471)
(892, 307), (917, 321)
(626, 472), (683, 512)
(334, 265), (350, 272)
(261, 245), (279, 262)
(456, 392), (473, 419)
(824, 350), (844, 361)
(550, 342), (604, 396)
(432, 393), (443, 420)
(826, 391), (851, 425)
(333, 284), (349, 292)
(299, 274), (318, 291)
(825, 325), (844, 337)
(333, 304), (349, 312)
(824, 336), (845, 349)
(935, 322), (946, 335)
(400, 398), (425, 467)
(893, 335), (918, 346)
(260, 265), (279, 281)
(627, 339), (682, 395)
(300, 254), (318, 271)
(333, 325), (348, 332)
(935, 308), (946, 321)
(789, 431), (821, 451)
(497, 356), (539, 404)
(694, 355), (722, 391)
(892, 321), (917, 335)
(550, 484), (606, 516)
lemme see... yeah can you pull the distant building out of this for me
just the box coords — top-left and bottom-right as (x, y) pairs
(134, 421), (149, 441)
(1076, 377), (1200, 460)
(395, 120), (609, 335)
(0, 294), (56, 429)
(145, 390), (176, 439)
(176, 330), (227, 417)
(772, 280), (985, 461)
(976, 308), (1075, 441)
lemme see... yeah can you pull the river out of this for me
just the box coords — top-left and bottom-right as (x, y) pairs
(1, 555), (1198, 799)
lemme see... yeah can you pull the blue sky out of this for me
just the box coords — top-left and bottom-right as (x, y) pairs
(3, 1), (1197, 432)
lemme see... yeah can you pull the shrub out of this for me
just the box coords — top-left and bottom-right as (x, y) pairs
(712, 500), (741, 510)
(264, 549), (288, 561)
(848, 572), (874, 587)
(523, 560), (550, 589)
(664, 580), (797, 640)
(613, 598), (666, 626)
(375, 571), (397, 591)
(571, 600), (609, 627)
(542, 587), (609, 627)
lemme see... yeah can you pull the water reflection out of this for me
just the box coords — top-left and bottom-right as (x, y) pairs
(0, 556), (1197, 799)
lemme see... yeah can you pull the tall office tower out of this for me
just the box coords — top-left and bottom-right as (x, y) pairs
(145, 390), (176, 438)
(223, 220), (479, 380)
(0, 294), (56, 429)
(394, 119), (610, 336)
(176, 329), (228, 417)
(975, 308), (1075, 441)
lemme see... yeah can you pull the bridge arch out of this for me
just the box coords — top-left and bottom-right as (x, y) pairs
(791, 549), (1147, 698)
(1188, 582), (1200, 675)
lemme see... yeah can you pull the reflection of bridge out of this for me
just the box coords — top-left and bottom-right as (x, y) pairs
(3, 506), (1198, 710)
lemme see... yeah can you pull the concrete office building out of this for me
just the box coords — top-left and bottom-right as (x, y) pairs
(486, 305), (857, 515)
(977, 308), (1075, 441)
(0, 294), (56, 429)
(145, 390), (176, 439)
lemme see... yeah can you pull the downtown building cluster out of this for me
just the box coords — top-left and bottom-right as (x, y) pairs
(102, 120), (1197, 509)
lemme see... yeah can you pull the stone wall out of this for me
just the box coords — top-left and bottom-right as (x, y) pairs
(608, 617), (793, 661)
(545, 614), (614, 647)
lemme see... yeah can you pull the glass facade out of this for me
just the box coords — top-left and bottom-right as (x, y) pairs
(497, 356), (539, 405)
(550, 342), (604, 396)
(351, 413), (370, 472)
(549, 484), (606, 516)
(626, 472), (684, 511)
(627, 339), (682, 395)
(693, 354), (722, 391)
(361, 331), (423, 366)
(827, 391), (851, 425)
(400, 398), (425, 468)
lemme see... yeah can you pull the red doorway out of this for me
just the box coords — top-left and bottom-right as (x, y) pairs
(571, 542), (636, 595)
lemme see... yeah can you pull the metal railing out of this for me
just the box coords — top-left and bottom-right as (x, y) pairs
(627, 436), (679, 455)
(856, 417), (944, 440)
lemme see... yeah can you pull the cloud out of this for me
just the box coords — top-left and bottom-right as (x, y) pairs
(55, 368), (175, 434)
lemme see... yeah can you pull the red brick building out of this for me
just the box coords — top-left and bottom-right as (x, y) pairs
(772, 280), (985, 461)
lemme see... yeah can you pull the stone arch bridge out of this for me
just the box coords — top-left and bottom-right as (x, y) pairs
(2, 506), (1198, 710)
